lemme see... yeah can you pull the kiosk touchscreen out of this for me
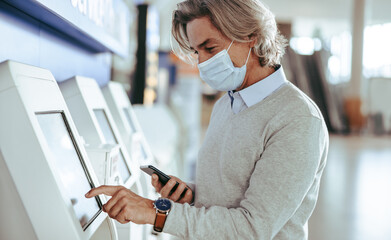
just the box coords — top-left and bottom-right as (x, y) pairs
(36, 112), (101, 229)
(59, 76), (145, 240)
(0, 61), (117, 240)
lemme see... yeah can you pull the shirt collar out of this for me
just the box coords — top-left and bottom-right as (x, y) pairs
(233, 65), (288, 109)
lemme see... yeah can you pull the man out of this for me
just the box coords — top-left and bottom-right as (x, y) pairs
(86, 0), (328, 239)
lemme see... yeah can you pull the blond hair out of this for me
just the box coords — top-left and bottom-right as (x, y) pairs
(172, 0), (287, 67)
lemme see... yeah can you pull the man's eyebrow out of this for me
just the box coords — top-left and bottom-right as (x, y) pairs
(190, 39), (215, 50)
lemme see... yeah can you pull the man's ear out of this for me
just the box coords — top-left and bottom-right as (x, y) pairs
(248, 34), (257, 48)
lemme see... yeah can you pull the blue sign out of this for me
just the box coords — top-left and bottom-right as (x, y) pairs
(4, 0), (131, 57)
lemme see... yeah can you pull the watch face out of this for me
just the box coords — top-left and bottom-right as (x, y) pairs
(155, 198), (171, 211)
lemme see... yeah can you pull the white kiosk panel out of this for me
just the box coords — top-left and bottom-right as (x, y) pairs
(0, 60), (116, 240)
(59, 76), (145, 240)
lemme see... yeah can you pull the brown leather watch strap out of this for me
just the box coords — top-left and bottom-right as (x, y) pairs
(153, 211), (168, 232)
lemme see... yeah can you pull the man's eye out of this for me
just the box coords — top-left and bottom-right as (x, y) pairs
(206, 47), (215, 52)
(193, 50), (198, 55)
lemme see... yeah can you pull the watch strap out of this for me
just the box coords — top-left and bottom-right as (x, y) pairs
(153, 211), (168, 232)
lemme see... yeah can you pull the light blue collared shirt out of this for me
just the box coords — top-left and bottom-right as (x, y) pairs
(228, 65), (288, 114)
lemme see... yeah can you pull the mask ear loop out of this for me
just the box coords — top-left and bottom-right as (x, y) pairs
(227, 40), (252, 66)
(244, 47), (252, 65)
(227, 40), (234, 52)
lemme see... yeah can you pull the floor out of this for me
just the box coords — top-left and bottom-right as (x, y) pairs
(308, 134), (391, 240)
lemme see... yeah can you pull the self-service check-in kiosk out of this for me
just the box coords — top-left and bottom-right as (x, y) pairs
(102, 82), (155, 168)
(59, 76), (148, 240)
(132, 104), (181, 179)
(102, 82), (157, 199)
(0, 60), (117, 240)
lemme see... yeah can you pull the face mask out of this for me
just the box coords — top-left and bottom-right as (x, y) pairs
(198, 40), (252, 91)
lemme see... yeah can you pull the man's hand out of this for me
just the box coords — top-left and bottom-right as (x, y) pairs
(151, 174), (194, 204)
(85, 185), (155, 225)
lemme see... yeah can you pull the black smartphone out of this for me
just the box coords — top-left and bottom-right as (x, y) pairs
(140, 165), (187, 195)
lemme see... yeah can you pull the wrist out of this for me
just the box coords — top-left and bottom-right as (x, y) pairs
(145, 199), (156, 225)
(147, 207), (156, 225)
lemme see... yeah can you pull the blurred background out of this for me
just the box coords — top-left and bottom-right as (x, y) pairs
(1, 0), (391, 239)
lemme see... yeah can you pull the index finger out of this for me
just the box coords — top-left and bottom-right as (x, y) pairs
(85, 185), (123, 198)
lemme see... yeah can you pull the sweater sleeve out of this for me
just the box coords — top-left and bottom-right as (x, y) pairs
(162, 116), (327, 239)
(185, 182), (195, 193)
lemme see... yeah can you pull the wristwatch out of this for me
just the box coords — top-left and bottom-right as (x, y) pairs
(153, 198), (172, 232)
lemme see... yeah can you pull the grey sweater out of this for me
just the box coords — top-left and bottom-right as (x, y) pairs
(163, 82), (329, 239)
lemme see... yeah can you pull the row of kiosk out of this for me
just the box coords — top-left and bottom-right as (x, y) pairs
(0, 60), (164, 240)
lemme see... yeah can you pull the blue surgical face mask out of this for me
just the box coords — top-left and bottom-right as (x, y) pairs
(198, 40), (252, 91)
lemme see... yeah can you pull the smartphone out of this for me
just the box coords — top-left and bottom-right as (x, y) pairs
(140, 165), (187, 195)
